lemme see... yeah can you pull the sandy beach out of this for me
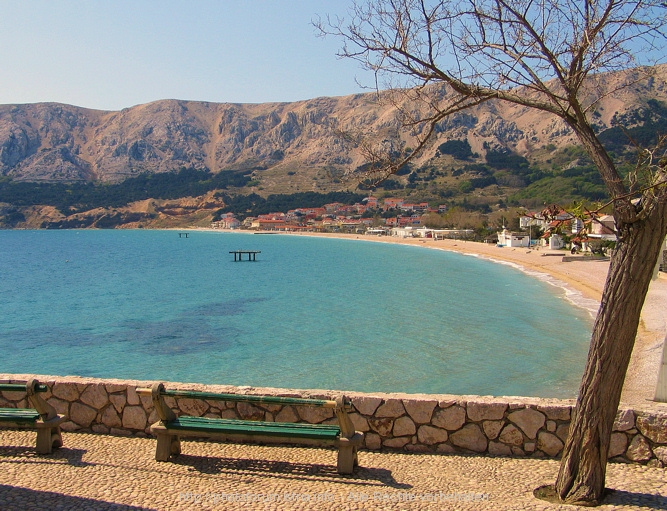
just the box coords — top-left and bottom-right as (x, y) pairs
(270, 231), (667, 406)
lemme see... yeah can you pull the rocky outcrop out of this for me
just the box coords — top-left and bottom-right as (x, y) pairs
(1, 65), (667, 184)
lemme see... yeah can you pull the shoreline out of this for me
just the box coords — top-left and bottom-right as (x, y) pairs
(204, 228), (666, 406)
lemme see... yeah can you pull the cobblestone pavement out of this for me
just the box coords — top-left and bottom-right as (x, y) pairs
(0, 431), (665, 510)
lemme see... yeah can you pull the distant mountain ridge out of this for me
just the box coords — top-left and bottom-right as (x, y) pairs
(2, 65), (667, 188)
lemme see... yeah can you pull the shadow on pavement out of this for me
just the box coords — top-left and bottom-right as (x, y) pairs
(171, 454), (413, 489)
(0, 485), (157, 511)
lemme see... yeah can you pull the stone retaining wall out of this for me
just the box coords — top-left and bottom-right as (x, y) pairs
(2, 374), (666, 467)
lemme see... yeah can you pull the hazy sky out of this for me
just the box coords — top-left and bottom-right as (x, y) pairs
(0, 1), (372, 111)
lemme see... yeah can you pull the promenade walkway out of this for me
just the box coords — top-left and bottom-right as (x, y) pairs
(1, 430), (665, 510)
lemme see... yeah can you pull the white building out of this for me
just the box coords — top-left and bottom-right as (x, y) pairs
(497, 228), (530, 247)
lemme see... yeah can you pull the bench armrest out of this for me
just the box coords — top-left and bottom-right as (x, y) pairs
(151, 382), (177, 422)
(26, 379), (59, 421)
(334, 395), (356, 438)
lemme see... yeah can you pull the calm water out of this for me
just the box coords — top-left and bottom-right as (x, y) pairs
(0, 230), (593, 397)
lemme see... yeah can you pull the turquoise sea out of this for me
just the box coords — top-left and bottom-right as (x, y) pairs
(0, 230), (593, 397)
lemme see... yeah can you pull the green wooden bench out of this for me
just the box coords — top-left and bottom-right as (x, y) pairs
(138, 383), (364, 474)
(0, 379), (66, 454)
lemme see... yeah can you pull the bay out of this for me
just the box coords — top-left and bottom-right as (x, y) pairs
(0, 229), (592, 397)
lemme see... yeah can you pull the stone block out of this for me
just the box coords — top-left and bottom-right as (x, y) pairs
(368, 418), (393, 437)
(608, 432), (628, 458)
(52, 382), (80, 401)
(101, 405), (122, 428)
(636, 414), (667, 444)
(537, 432), (564, 457)
(524, 442), (536, 453)
(375, 399), (406, 418)
(536, 405), (571, 421)
(417, 425), (448, 445)
(110, 428), (132, 436)
(297, 405), (333, 424)
(508, 408), (545, 439)
(488, 441), (512, 456)
(653, 446), (667, 465)
(436, 443), (456, 453)
(260, 403), (282, 414)
(353, 396), (382, 416)
(1, 391), (25, 402)
(449, 424), (487, 452)
(275, 406), (299, 424)
(556, 423), (570, 443)
(613, 409), (636, 432)
(80, 384), (109, 409)
(178, 398), (208, 417)
(104, 383), (128, 394)
(148, 409), (159, 424)
(383, 437), (411, 448)
(393, 416), (416, 437)
(109, 394), (126, 413)
(511, 446), (525, 456)
(126, 386), (140, 405)
(46, 397), (69, 416)
(482, 420), (504, 440)
(498, 424), (524, 446)
(92, 424), (110, 434)
(237, 402), (264, 421)
(220, 409), (238, 419)
(61, 421), (80, 432)
(625, 434), (652, 462)
(122, 405), (147, 430)
(467, 402), (507, 422)
(546, 420), (557, 432)
(365, 432), (382, 450)
(349, 413), (370, 433)
(432, 405), (466, 431)
(139, 394), (153, 409)
(70, 402), (97, 427)
(403, 399), (437, 424)
(406, 444), (431, 453)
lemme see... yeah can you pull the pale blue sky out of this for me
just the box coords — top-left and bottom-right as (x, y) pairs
(0, 1), (370, 111)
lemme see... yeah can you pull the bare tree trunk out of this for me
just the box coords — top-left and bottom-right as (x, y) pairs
(553, 203), (667, 505)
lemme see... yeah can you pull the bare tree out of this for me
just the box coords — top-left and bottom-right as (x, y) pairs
(317, 0), (667, 505)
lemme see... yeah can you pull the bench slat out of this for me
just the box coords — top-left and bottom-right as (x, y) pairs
(164, 416), (341, 440)
(0, 408), (40, 423)
(0, 383), (48, 393)
(160, 389), (336, 408)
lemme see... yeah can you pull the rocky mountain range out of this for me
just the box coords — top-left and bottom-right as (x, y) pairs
(2, 65), (667, 191)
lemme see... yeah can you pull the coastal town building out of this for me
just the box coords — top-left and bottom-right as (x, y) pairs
(497, 228), (530, 247)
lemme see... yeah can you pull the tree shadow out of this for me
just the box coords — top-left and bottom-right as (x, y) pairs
(534, 484), (667, 509)
(602, 489), (667, 509)
(0, 446), (92, 467)
(171, 454), (412, 489)
(0, 485), (156, 511)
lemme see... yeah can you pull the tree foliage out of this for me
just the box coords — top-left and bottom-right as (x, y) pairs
(0, 168), (252, 214)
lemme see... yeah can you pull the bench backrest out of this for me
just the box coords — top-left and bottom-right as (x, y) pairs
(0, 383), (48, 393)
(159, 388), (339, 408)
(0, 379), (59, 420)
(140, 382), (356, 437)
